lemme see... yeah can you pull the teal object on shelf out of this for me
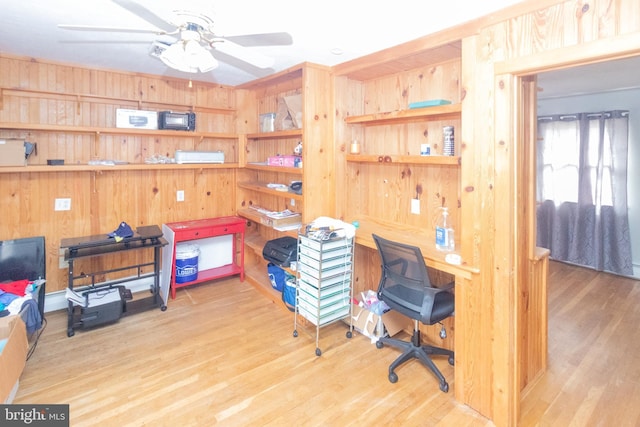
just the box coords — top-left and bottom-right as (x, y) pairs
(408, 99), (452, 109)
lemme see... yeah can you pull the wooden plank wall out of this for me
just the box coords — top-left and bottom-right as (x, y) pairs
(0, 55), (238, 293)
(343, 59), (462, 241)
(300, 64), (336, 223)
(338, 59), (462, 366)
(2, 1), (640, 425)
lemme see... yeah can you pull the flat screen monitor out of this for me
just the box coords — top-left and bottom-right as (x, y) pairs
(0, 236), (46, 282)
(0, 236), (46, 321)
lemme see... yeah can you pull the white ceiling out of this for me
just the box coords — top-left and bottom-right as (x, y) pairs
(0, 0), (527, 86)
(537, 56), (640, 99)
(1, 0), (637, 96)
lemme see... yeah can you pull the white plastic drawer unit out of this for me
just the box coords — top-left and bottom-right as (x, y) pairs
(298, 281), (350, 307)
(298, 302), (350, 326)
(298, 235), (353, 251)
(298, 278), (351, 300)
(298, 241), (353, 260)
(294, 230), (355, 354)
(298, 252), (352, 271)
(298, 266), (352, 285)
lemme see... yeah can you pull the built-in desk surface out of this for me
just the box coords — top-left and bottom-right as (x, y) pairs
(348, 216), (479, 279)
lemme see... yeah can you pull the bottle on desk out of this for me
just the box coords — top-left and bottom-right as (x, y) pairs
(435, 207), (455, 252)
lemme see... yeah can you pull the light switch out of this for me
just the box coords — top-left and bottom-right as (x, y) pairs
(411, 198), (420, 215)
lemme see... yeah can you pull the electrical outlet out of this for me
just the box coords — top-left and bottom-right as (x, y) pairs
(54, 198), (71, 211)
(176, 190), (185, 202)
(411, 198), (420, 215)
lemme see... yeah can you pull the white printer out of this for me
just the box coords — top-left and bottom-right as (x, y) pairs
(175, 150), (225, 164)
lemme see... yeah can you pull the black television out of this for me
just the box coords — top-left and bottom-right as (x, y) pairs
(0, 236), (46, 323)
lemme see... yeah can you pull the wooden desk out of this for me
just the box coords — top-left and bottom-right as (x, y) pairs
(348, 216), (479, 404)
(349, 216), (478, 277)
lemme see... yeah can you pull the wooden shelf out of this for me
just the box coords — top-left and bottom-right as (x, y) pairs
(245, 129), (303, 140)
(0, 122), (240, 173)
(346, 154), (460, 165)
(243, 262), (292, 310)
(1, 87), (236, 115)
(244, 232), (267, 253)
(0, 122), (238, 139)
(0, 163), (240, 173)
(244, 163), (303, 174)
(237, 181), (303, 200)
(237, 208), (302, 232)
(345, 103), (461, 125)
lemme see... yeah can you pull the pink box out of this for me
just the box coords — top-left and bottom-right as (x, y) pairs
(267, 155), (302, 167)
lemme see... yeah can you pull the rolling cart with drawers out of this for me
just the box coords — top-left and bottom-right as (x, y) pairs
(293, 229), (354, 356)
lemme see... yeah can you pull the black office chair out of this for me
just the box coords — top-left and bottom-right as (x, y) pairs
(372, 234), (455, 392)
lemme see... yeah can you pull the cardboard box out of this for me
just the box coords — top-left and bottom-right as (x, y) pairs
(351, 303), (411, 340)
(0, 139), (27, 166)
(0, 315), (28, 403)
(260, 211), (302, 228)
(381, 309), (412, 337)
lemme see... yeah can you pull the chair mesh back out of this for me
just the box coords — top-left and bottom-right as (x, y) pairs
(373, 234), (432, 320)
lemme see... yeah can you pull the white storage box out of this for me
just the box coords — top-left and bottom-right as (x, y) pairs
(116, 109), (158, 130)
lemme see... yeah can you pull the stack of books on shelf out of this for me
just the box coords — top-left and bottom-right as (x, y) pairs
(244, 206), (302, 231)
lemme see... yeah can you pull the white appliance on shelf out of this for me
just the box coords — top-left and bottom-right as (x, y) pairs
(174, 150), (225, 164)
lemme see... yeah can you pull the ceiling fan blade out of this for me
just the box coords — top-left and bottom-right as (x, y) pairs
(58, 24), (164, 34)
(112, 0), (177, 33)
(223, 32), (293, 47)
(210, 50), (275, 79)
(211, 39), (275, 69)
(60, 40), (151, 45)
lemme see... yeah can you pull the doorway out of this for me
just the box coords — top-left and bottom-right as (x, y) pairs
(510, 47), (640, 424)
(534, 56), (640, 279)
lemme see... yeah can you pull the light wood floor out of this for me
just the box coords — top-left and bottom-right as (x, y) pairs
(14, 261), (640, 426)
(519, 261), (640, 427)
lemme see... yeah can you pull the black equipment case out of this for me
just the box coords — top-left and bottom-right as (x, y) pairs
(262, 236), (298, 267)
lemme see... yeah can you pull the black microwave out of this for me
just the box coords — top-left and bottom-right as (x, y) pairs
(158, 111), (196, 131)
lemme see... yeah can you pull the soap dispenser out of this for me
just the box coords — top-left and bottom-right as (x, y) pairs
(435, 207), (455, 252)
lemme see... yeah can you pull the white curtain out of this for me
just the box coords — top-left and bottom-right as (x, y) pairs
(536, 110), (633, 276)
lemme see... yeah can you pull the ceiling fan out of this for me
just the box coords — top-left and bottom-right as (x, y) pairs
(58, 0), (293, 74)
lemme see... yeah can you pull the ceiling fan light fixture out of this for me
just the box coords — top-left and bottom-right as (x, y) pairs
(157, 40), (218, 73)
(185, 40), (218, 72)
(181, 26), (201, 42)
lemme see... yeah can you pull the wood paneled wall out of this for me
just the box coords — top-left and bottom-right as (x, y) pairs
(3, 1), (640, 425)
(0, 55), (238, 293)
(342, 59), (462, 240)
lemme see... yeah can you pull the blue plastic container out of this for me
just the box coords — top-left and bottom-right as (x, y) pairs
(175, 244), (199, 283)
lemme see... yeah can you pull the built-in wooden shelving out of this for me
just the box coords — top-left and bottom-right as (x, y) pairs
(346, 154), (460, 165)
(344, 103), (461, 125)
(0, 122), (237, 140)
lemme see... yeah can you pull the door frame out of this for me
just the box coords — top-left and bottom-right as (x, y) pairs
(494, 33), (640, 425)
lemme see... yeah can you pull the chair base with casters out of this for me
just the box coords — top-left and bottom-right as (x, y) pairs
(371, 233), (456, 393)
(376, 320), (454, 392)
